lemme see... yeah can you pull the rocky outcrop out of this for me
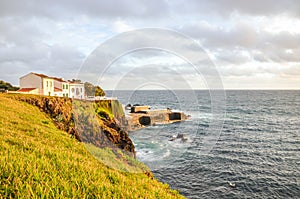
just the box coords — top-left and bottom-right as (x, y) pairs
(11, 94), (135, 157)
(126, 108), (190, 131)
(73, 99), (135, 156)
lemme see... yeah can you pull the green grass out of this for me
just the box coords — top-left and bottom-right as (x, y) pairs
(85, 144), (149, 173)
(0, 94), (184, 198)
(94, 99), (125, 120)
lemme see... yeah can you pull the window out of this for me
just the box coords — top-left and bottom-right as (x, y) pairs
(63, 94), (65, 97)
(80, 88), (82, 92)
(46, 81), (48, 87)
(66, 84), (68, 89)
(63, 84), (65, 89)
(66, 93), (68, 97)
(50, 81), (52, 87)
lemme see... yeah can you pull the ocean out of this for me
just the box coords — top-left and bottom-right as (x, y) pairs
(107, 90), (300, 198)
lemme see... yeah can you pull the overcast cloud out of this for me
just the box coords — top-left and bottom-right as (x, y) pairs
(0, 0), (299, 89)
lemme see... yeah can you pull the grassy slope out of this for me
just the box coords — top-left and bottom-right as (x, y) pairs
(0, 95), (184, 198)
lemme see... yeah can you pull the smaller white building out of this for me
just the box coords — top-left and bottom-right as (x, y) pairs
(53, 78), (69, 97)
(69, 81), (85, 99)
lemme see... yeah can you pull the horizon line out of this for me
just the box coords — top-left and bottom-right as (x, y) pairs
(105, 88), (300, 91)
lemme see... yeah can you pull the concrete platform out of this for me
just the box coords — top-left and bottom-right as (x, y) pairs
(125, 106), (190, 131)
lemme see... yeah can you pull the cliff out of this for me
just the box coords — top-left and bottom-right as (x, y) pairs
(9, 94), (135, 157)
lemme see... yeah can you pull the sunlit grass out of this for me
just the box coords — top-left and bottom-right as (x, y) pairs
(0, 94), (184, 198)
(85, 144), (149, 173)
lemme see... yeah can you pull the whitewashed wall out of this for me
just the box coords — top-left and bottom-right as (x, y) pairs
(69, 83), (85, 99)
(42, 78), (54, 96)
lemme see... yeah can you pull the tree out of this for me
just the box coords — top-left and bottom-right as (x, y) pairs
(84, 82), (105, 97)
(84, 82), (95, 96)
(95, 86), (105, 97)
(0, 80), (19, 91)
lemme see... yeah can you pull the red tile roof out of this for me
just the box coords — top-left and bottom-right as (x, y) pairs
(53, 77), (66, 82)
(32, 73), (49, 78)
(31, 72), (66, 82)
(18, 88), (37, 92)
(54, 87), (62, 92)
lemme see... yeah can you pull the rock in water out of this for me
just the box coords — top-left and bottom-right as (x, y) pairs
(177, 133), (186, 139)
(181, 137), (188, 142)
(228, 182), (236, 188)
(169, 135), (177, 141)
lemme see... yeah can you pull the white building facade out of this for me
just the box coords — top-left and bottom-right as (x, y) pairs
(42, 77), (54, 96)
(69, 82), (85, 99)
(19, 72), (54, 96)
(53, 78), (69, 97)
(18, 72), (85, 99)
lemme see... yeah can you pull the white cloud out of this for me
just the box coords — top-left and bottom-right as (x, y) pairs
(0, 0), (299, 89)
(112, 20), (134, 33)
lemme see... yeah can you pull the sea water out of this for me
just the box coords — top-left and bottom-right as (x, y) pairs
(107, 90), (300, 198)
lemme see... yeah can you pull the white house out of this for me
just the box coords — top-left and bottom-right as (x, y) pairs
(53, 77), (69, 97)
(68, 81), (85, 99)
(19, 72), (54, 96)
(18, 72), (85, 99)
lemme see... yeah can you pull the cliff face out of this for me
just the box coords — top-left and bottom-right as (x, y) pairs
(73, 99), (135, 156)
(11, 95), (135, 156)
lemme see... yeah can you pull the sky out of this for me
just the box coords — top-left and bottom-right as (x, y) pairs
(0, 0), (299, 90)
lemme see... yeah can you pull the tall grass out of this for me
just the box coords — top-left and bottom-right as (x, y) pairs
(0, 94), (184, 198)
